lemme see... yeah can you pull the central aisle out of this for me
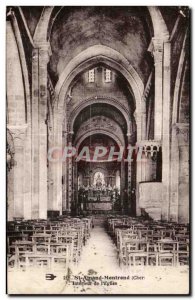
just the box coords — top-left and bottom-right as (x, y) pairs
(64, 225), (123, 294)
(76, 225), (119, 273)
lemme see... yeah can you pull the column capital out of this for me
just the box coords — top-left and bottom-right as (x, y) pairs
(173, 123), (189, 146)
(36, 41), (52, 63)
(148, 37), (169, 64)
(67, 131), (74, 143)
(133, 110), (137, 122)
(7, 125), (28, 148)
(7, 124), (28, 140)
(152, 38), (164, 63)
(62, 130), (67, 138)
(126, 133), (135, 145)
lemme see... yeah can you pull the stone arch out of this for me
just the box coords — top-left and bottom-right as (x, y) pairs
(147, 7), (169, 39)
(33, 6), (54, 44)
(54, 45), (144, 140)
(7, 19), (26, 125)
(55, 45), (143, 107)
(74, 115), (126, 147)
(68, 96), (131, 135)
(172, 28), (189, 125)
(9, 11), (31, 124)
(75, 130), (124, 151)
(92, 167), (108, 177)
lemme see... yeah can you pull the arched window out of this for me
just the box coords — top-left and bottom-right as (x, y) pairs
(104, 68), (112, 82)
(88, 69), (95, 82)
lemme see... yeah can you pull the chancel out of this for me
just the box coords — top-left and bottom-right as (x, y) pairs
(6, 6), (190, 295)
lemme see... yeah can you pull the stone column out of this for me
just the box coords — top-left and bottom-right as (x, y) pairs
(170, 124), (189, 223)
(141, 103), (147, 140)
(7, 125), (28, 218)
(68, 157), (73, 212)
(120, 159), (125, 213)
(47, 125), (54, 213)
(73, 161), (78, 214)
(135, 143), (142, 216)
(67, 133), (73, 213)
(62, 131), (67, 213)
(161, 41), (171, 220)
(51, 110), (63, 216)
(169, 125), (179, 222)
(31, 48), (39, 219)
(7, 18), (32, 220)
(31, 42), (51, 219)
(134, 110), (142, 216)
(39, 44), (50, 219)
(152, 38), (164, 141)
(126, 134), (133, 214)
(7, 131), (15, 221)
(177, 126), (189, 223)
(127, 158), (131, 213)
(150, 37), (171, 220)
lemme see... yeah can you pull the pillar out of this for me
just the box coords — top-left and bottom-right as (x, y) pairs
(126, 136), (133, 214)
(39, 44), (49, 219)
(169, 125), (179, 222)
(68, 157), (73, 212)
(7, 131), (15, 221)
(67, 133), (73, 213)
(7, 18), (32, 220)
(127, 159), (131, 213)
(50, 110), (63, 216)
(31, 42), (51, 219)
(141, 103), (147, 140)
(150, 37), (171, 220)
(7, 125), (28, 219)
(162, 41), (171, 220)
(62, 131), (67, 213)
(73, 161), (78, 214)
(120, 159), (125, 213)
(152, 38), (164, 141)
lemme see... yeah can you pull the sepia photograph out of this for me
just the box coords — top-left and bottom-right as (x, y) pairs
(6, 5), (190, 295)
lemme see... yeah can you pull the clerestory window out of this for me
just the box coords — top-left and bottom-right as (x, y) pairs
(104, 68), (112, 82)
(88, 69), (95, 82)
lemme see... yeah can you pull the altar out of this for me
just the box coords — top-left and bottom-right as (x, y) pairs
(77, 170), (120, 213)
(87, 201), (113, 211)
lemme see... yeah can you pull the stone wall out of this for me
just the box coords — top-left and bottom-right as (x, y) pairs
(139, 182), (163, 220)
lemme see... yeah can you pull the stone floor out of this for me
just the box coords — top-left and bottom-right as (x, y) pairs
(8, 225), (189, 295)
